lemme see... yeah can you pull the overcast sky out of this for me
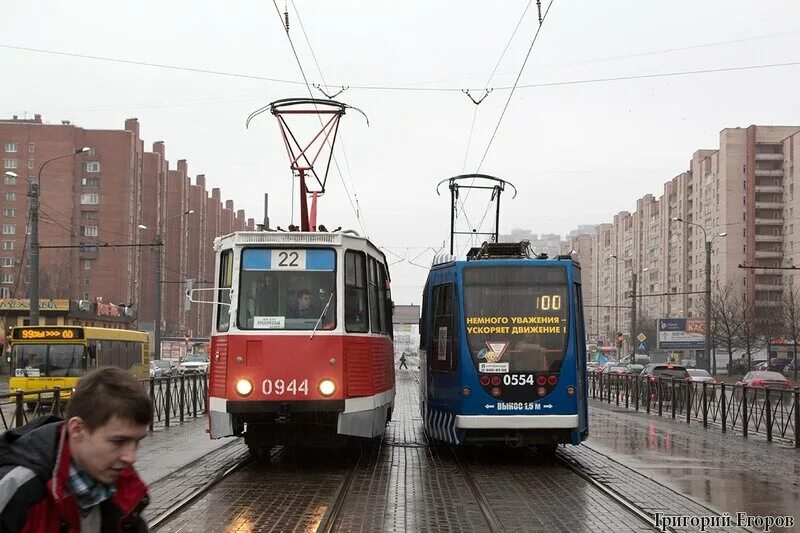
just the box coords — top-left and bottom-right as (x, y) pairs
(3, 1), (800, 304)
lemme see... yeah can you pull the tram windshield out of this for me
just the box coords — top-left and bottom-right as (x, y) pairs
(237, 248), (337, 330)
(462, 266), (569, 373)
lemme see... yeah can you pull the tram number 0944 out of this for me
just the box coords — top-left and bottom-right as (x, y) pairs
(503, 374), (536, 386)
(262, 378), (309, 396)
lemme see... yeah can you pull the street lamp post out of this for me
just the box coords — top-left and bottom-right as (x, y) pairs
(672, 217), (727, 373)
(611, 255), (636, 362)
(28, 148), (90, 325)
(140, 209), (194, 360)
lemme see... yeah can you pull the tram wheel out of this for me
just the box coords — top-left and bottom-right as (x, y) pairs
(535, 444), (558, 459)
(247, 444), (269, 461)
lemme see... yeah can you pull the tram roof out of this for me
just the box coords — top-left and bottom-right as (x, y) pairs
(214, 230), (385, 259)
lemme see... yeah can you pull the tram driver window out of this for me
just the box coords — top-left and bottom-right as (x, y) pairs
(216, 249), (233, 332)
(237, 248), (337, 331)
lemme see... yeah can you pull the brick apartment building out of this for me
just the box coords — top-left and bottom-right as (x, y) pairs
(562, 125), (800, 346)
(0, 114), (254, 338)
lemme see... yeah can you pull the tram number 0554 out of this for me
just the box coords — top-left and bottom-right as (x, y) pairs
(503, 374), (536, 386)
(262, 379), (309, 396)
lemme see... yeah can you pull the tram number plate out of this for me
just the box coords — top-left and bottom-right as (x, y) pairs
(503, 374), (535, 386)
(262, 379), (309, 396)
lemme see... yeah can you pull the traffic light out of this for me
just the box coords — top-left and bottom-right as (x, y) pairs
(617, 332), (624, 350)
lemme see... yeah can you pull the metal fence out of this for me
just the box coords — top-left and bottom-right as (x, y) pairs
(0, 372), (209, 434)
(588, 372), (800, 448)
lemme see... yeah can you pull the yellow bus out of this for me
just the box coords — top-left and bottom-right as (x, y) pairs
(8, 326), (150, 404)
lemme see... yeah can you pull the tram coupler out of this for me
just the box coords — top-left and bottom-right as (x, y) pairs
(276, 402), (291, 424)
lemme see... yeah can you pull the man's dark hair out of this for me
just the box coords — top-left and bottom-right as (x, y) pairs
(297, 289), (311, 299)
(66, 366), (153, 430)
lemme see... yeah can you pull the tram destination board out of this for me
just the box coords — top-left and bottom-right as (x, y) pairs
(11, 326), (84, 340)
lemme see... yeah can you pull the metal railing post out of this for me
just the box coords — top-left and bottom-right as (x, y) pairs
(686, 381), (692, 424)
(14, 391), (24, 428)
(671, 379), (677, 419)
(625, 375), (629, 409)
(149, 378), (155, 432)
(179, 375), (185, 424)
(658, 378), (663, 417)
(794, 387), (799, 449)
(165, 376), (172, 428)
(615, 375), (620, 406)
(646, 379), (651, 414)
(702, 382), (708, 428)
(742, 386), (749, 438)
(765, 388), (772, 442)
(720, 383), (727, 433)
(634, 377), (639, 411)
(50, 387), (61, 417)
(192, 373), (198, 419)
(202, 374), (208, 413)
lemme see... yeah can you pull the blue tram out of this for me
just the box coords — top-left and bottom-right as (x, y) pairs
(419, 242), (589, 448)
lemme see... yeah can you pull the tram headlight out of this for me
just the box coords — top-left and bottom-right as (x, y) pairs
(318, 379), (336, 397)
(235, 379), (254, 397)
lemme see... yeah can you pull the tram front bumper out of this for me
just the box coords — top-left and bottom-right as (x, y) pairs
(224, 399), (345, 414)
(456, 414), (579, 429)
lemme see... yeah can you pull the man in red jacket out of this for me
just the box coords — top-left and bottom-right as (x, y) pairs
(0, 366), (153, 532)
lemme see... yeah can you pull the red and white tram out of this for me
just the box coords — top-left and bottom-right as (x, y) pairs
(207, 230), (395, 453)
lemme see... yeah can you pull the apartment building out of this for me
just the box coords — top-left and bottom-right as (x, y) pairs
(0, 114), (255, 338)
(572, 125), (800, 344)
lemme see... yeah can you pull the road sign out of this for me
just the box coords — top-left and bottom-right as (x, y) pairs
(637, 341), (648, 352)
(637, 333), (647, 343)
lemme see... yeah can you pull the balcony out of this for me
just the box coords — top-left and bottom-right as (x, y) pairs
(755, 153), (783, 161)
(755, 284), (783, 291)
(755, 185), (783, 194)
(755, 218), (783, 225)
(754, 234), (783, 243)
(755, 169), (784, 177)
(754, 250), (783, 259)
(754, 202), (783, 209)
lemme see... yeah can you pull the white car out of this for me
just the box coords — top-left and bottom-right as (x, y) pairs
(179, 354), (209, 374)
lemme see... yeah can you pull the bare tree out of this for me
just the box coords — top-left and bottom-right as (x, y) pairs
(712, 281), (742, 371)
(737, 294), (763, 370)
(39, 261), (71, 299)
(782, 282), (800, 382)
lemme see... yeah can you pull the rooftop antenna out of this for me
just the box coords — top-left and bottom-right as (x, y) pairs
(436, 174), (517, 255)
(246, 98), (368, 232)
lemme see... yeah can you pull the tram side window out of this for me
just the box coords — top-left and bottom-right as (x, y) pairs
(368, 257), (380, 333)
(377, 263), (389, 334)
(429, 283), (456, 372)
(345, 250), (369, 333)
(217, 249), (233, 332)
(381, 264), (393, 339)
(419, 282), (429, 350)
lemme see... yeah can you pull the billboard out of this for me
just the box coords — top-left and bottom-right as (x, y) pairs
(657, 318), (705, 350)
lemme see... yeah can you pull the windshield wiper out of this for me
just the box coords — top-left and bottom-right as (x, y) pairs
(310, 291), (335, 340)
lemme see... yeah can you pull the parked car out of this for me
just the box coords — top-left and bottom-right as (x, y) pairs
(736, 371), (791, 391)
(151, 359), (178, 378)
(639, 363), (691, 403)
(179, 354), (210, 374)
(587, 361), (601, 373)
(735, 371), (792, 403)
(602, 365), (629, 375)
(768, 358), (793, 373)
(626, 363), (644, 375)
(782, 359), (798, 376)
(687, 369), (716, 384)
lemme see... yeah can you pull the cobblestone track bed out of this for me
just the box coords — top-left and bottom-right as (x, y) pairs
(152, 448), (358, 532)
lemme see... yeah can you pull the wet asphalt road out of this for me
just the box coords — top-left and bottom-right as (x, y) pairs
(588, 400), (800, 532)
